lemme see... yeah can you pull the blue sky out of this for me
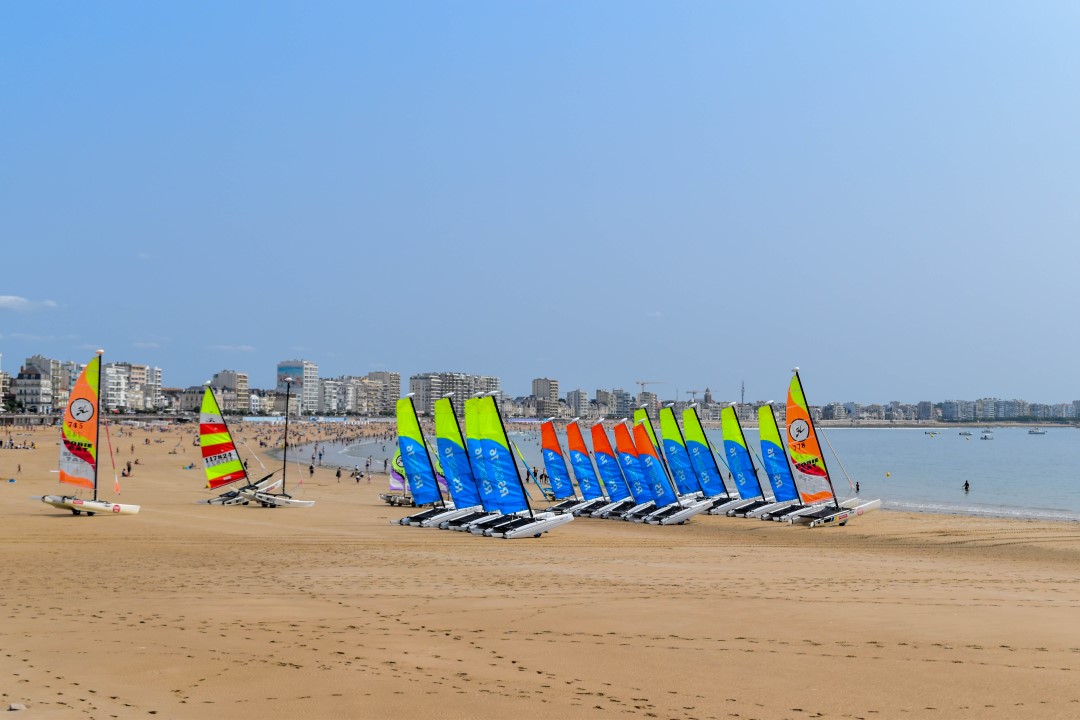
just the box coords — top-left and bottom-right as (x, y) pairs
(2, 1), (1079, 404)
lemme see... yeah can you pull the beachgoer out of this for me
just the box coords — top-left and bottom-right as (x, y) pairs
(336, 467), (342, 482)
(309, 463), (315, 478)
(383, 458), (388, 472)
(963, 480), (970, 492)
(855, 482), (860, 494)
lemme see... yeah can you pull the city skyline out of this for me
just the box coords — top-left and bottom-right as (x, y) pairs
(4, 4), (1080, 405)
(5, 349), (1080, 412)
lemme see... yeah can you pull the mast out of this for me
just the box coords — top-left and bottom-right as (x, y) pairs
(489, 392), (533, 519)
(794, 368), (840, 509)
(93, 349), (103, 502)
(281, 377), (291, 496)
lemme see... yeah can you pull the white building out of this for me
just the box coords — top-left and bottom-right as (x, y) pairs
(277, 359), (319, 414)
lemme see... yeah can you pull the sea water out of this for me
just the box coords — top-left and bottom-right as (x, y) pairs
(319, 425), (1080, 521)
(503, 426), (1080, 522)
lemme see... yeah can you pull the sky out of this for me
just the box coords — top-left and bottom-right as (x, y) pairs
(2, 1), (1079, 405)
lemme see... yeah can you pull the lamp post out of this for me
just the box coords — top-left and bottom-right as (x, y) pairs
(281, 377), (293, 497)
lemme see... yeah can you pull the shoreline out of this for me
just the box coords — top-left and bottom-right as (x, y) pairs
(3, 423), (1080, 718)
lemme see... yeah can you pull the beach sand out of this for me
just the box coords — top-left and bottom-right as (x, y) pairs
(1, 423), (1079, 719)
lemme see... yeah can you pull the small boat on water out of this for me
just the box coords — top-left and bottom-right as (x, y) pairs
(981, 433), (993, 440)
(959, 431), (973, 436)
(1028, 427), (1047, 435)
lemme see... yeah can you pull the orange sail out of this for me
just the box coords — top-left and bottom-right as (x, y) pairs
(59, 355), (100, 491)
(785, 370), (835, 504)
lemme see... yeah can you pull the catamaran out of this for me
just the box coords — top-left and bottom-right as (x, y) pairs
(587, 420), (637, 518)
(782, 368), (880, 527)
(471, 395), (573, 539)
(749, 402), (806, 520)
(639, 406), (714, 524)
(682, 404), (739, 510)
(560, 418), (611, 515)
(710, 404), (774, 516)
(419, 394), (493, 526)
(539, 418), (609, 515)
(35, 351), (140, 516)
(632, 420), (712, 525)
(597, 420), (657, 519)
(393, 394), (453, 525)
(197, 386), (282, 505)
(239, 377), (314, 508)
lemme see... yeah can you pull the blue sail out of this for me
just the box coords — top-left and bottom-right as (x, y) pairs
(591, 423), (632, 501)
(567, 421), (604, 500)
(396, 397), (442, 506)
(633, 421), (679, 507)
(682, 407), (729, 498)
(540, 421), (575, 500)
(758, 404), (800, 503)
(478, 396), (530, 514)
(464, 397), (502, 511)
(658, 407), (702, 494)
(614, 422), (654, 503)
(433, 398), (482, 508)
(721, 406), (764, 500)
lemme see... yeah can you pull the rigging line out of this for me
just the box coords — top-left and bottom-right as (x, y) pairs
(818, 427), (856, 492)
(240, 440), (268, 470)
(104, 420), (121, 495)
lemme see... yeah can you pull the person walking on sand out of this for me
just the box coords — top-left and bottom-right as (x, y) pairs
(309, 463), (315, 479)
(336, 467), (342, 483)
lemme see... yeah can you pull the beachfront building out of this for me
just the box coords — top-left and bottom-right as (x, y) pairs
(532, 378), (559, 418)
(212, 370), (250, 411)
(318, 378), (344, 414)
(365, 371), (401, 414)
(408, 372), (502, 416)
(13, 363), (52, 413)
(277, 359), (319, 414)
(566, 389), (589, 418)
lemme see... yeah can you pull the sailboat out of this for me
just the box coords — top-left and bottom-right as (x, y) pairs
(238, 377), (314, 508)
(782, 368), (880, 527)
(378, 450), (414, 506)
(752, 402), (807, 520)
(561, 418), (611, 516)
(197, 385), (282, 505)
(633, 419), (712, 525)
(393, 394), (452, 525)
(539, 419), (588, 514)
(641, 406), (714, 524)
(441, 395), (505, 531)
(598, 419), (657, 519)
(682, 404), (738, 509)
(710, 404), (773, 516)
(35, 351), (140, 516)
(587, 420), (637, 518)
(471, 395), (573, 539)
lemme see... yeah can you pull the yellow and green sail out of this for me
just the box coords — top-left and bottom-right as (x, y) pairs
(199, 387), (247, 489)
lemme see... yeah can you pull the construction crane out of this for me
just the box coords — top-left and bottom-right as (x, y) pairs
(635, 380), (665, 403)
(685, 389), (701, 403)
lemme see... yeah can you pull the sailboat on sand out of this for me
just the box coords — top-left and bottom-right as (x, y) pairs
(238, 378), (314, 508)
(35, 351), (140, 516)
(782, 368), (880, 527)
(197, 386), (282, 505)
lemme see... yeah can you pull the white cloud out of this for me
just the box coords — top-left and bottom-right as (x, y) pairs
(0, 295), (58, 311)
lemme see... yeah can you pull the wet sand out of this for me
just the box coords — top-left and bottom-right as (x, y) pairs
(1, 424), (1079, 719)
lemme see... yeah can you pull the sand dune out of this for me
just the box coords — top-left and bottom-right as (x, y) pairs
(2, 423), (1079, 719)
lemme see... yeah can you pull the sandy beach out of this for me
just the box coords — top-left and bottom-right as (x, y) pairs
(2, 423), (1079, 719)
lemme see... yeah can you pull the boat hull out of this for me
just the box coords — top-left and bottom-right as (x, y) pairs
(239, 490), (315, 508)
(36, 495), (141, 516)
(200, 477), (283, 505)
(500, 512), (575, 539)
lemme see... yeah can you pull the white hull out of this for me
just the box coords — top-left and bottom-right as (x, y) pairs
(792, 498), (882, 527)
(200, 477), (283, 505)
(239, 490), (315, 508)
(500, 512), (575, 539)
(36, 495), (140, 516)
(708, 497), (758, 515)
(743, 499), (799, 519)
(418, 505), (480, 528)
(649, 498), (713, 525)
